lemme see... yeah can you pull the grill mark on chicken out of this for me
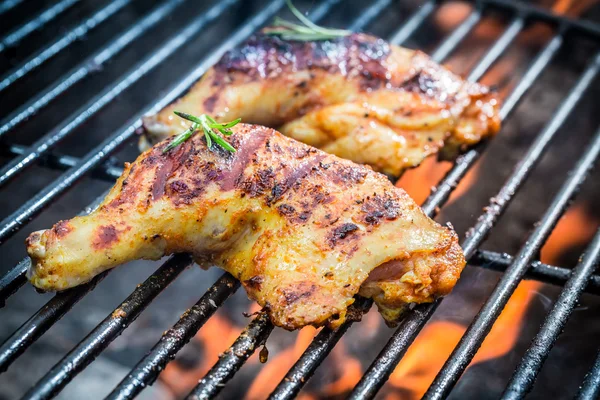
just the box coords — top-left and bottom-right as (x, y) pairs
(360, 192), (402, 225)
(277, 204), (296, 217)
(106, 163), (138, 210)
(220, 129), (269, 191)
(396, 55), (481, 105)
(238, 167), (276, 197)
(151, 142), (192, 200)
(328, 222), (360, 248)
(215, 33), (390, 83)
(92, 225), (119, 250)
(167, 180), (205, 206)
(268, 154), (325, 205)
(282, 282), (317, 305)
(203, 93), (219, 113)
(327, 163), (368, 186)
(54, 220), (73, 238)
(276, 203), (312, 224)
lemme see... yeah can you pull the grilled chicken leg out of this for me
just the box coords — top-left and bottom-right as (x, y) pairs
(27, 124), (465, 329)
(142, 32), (501, 176)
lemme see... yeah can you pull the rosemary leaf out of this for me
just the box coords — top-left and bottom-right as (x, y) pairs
(209, 132), (236, 152)
(163, 124), (198, 153)
(173, 111), (203, 125)
(204, 128), (213, 148)
(164, 111), (241, 153)
(266, 0), (350, 42)
(215, 118), (242, 131)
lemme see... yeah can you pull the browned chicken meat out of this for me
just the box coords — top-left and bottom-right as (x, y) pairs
(142, 31), (501, 177)
(26, 124), (465, 330)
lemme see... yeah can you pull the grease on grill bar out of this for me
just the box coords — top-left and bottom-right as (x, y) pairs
(0, 0), (599, 399)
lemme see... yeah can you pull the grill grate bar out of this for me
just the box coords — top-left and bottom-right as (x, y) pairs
(348, 0), (391, 32)
(0, 258), (28, 306)
(0, 0), (284, 244)
(577, 350), (600, 400)
(502, 226), (600, 399)
(3, 144), (124, 181)
(0, 0), (239, 189)
(0, 271), (108, 372)
(471, 250), (600, 296)
(388, 0), (435, 46)
(23, 254), (193, 400)
(467, 16), (525, 82)
(0, 0), (189, 137)
(351, 301), (439, 400)
(351, 32), (570, 399)
(0, 0), (80, 53)
(0, 0), (131, 93)
(106, 273), (240, 400)
(185, 312), (274, 400)
(430, 9), (481, 63)
(0, 0), (25, 16)
(268, 298), (372, 400)
(498, 34), (564, 121)
(424, 123), (600, 399)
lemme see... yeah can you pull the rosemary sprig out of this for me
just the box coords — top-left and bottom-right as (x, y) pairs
(264, 0), (350, 42)
(163, 111), (241, 153)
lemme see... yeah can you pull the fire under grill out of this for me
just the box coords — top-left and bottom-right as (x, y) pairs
(0, 0), (599, 398)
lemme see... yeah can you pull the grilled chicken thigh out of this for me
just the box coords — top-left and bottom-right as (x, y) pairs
(27, 124), (464, 329)
(142, 32), (500, 176)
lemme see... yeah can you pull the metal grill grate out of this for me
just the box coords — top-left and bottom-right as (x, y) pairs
(0, 0), (599, 399)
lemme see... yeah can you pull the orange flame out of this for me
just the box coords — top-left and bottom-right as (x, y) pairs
(396, 157), (478, 206)
(384, 205), (598, 399)
(246, 327), (318, 399)
(551, 0), (598, 16)
(386, 280), (542, 399)
(159, 312), (243, 396)
(321, 340), (363, 396)
(540, 203), (599, 265)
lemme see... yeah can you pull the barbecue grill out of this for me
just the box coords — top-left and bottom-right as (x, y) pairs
(0, 0), (599, 398)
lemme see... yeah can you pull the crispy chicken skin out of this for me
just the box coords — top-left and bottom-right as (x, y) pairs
(142, 32), (500, 176)
(26, 124), (464, 330)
